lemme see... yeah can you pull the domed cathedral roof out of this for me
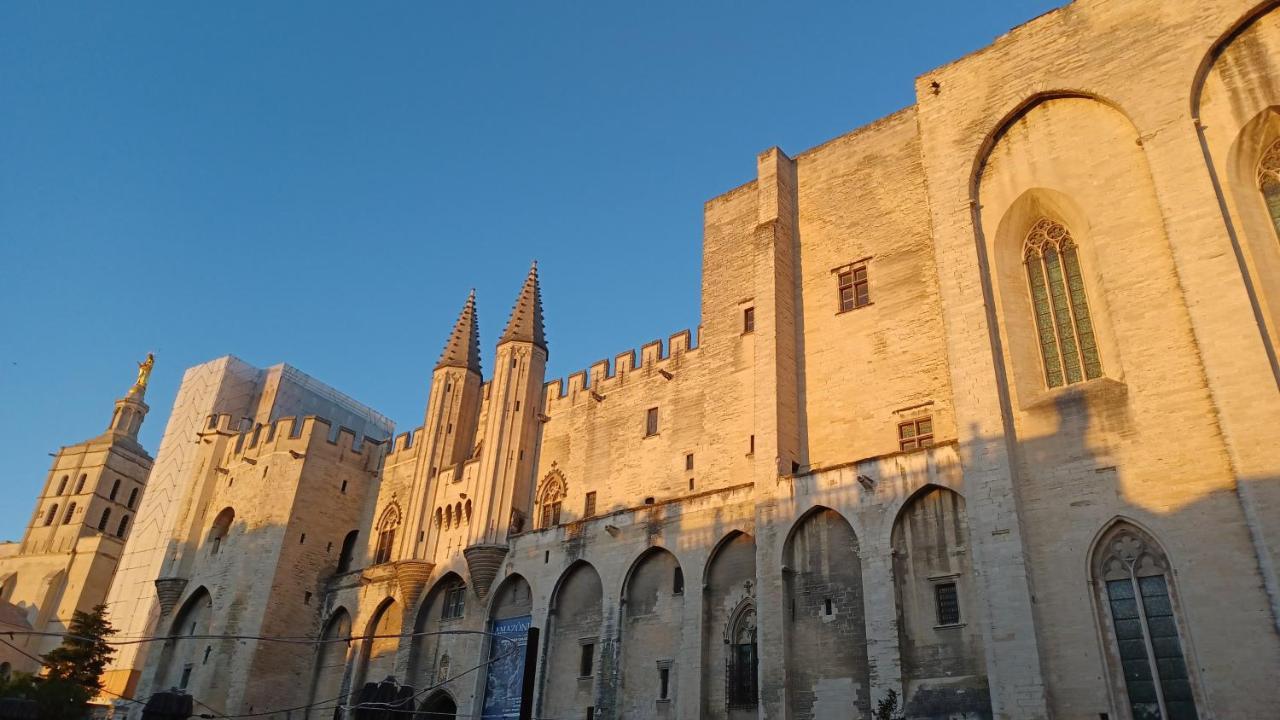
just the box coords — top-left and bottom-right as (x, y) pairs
(435, 289), (482, 374)
(499, 262), (546, 352)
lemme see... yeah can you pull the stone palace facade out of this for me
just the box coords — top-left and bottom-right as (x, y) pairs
(29, 0), (1280, 718)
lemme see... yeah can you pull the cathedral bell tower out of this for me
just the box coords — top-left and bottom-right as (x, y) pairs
(464, 263), (546, 599)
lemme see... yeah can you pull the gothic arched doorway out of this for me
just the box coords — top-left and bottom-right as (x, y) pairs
(419, 690), (457, 719)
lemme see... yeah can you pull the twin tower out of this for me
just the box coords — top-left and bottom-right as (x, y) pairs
(388, 262), (547, 598)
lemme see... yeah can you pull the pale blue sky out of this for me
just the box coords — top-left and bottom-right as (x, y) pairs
(0, 2), (1061, 539)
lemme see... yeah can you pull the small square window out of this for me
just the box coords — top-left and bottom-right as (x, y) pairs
(443, 584), (467, 620)
(897, 416), (934, 452)
(584, 492), (597, 518)
(580, 643), (594, 677)
(935, 582), (960, 625)
(837, 264), (871, 312)
(742, 307), (755, 334)
(645, 408), (659, 437)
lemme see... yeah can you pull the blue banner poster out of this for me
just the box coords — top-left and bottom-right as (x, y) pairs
(481, 615), (532, 719)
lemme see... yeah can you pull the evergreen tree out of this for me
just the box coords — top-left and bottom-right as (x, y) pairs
(42, 604), (116, 692)
(0, 604), (119, 719)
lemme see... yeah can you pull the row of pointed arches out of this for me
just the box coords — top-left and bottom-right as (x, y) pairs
(298, 485), (1199, 719)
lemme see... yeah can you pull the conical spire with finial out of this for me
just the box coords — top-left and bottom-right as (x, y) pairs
(499, 262), (546, 351)
(435, 290), (482, 373)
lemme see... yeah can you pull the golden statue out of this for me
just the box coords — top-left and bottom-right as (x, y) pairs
(135, 353), (155, 390)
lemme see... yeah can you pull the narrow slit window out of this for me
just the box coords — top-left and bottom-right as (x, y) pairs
(645, 407), (659, 437)
(742, 306), (755, 334)
(580, 643), (594, 677)
(659, 666), (670, 700)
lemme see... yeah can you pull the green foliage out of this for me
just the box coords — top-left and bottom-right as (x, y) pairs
(875, 688), (906, 720)
(0, 604), (117, 720)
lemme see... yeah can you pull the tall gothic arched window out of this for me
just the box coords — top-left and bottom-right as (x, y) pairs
(373, 505), (400, 565)
(1258, 139), (1280, 238)
(726, 601), (757, 710)
(1094, 522), (1199, 720)
(1024, 218), (1102, 387)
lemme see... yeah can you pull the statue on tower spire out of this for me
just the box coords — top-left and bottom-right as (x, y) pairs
(134, 353), (155, 391)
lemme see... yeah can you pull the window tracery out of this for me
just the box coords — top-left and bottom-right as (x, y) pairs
(726, 600), (757, 709)
(1094, 522), (1199, 720)
(374, 504), (400, 565)
(1258, 138), (1280, 237)
(1024, 218), (1102, 387)
(538, 468), (567, 529)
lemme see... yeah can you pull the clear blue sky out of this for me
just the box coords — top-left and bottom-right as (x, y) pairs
(0, 1), (1061, 540)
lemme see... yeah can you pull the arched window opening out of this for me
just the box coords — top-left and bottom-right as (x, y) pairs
(62, 503), (77, 525)
(1094, 522), (1199, 720)
(1024, 218), (1102, 387)
(465, 499), (472, 522)
(726, 602), (758, 710)
(44, 504), (59, 527)
(444, 505), (453, 530)
(455, 502), (463, 526)
(74, 475), (86, 493)
(109, 479), (121, 502)
(97, 508), (111, 532)
(116, 515), (130, 538)
(127, 488), (139, 509)
(337, 530), (359, 573)
(208, 508), (234, 555)
(56, 476), (69, 495)
(537, 470), (566, 529)
(374, 505), (400, 565)
(434, 508), (443, 527)
(1258, 139), (1280, 238)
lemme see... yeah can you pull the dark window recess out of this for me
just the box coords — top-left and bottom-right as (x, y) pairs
(748, 435), (755, 455)
(685, 453), (694, 471)
(540, 501), (562, 529)
(127, 488), (139, 509)
(645, 407), (659, 437)
(689, 478), (695, 491)
(898, 417), (934, 452)
(337, 530), (358, 573)
(98, 509), (111, 532)
(584, 492), (597, 518)
(837, 265), (870, 312)
(935, 583), (960, 625)
(742, 307), (755, 333)
(443, 584), (467, 620)
(659, 667), (670, 700)
(580, 643), (594, 677)
(299, 533), (306, 545)
(586, 708), (595, 720)
(109, 479), (121, 501)
(374, 528), (395, 565)
(304, 591), (312, 605)
(179, 664), (193, 690)
(824, 598), (833, 616)
(673, 567), (684, 595)
(544, 550), (550, 564)
(116, 515), (130, 538)
(340, 480), (348, 494)
(644, 496), (655, 505)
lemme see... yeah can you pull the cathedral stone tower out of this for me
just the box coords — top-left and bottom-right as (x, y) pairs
(0, 356), (155, 674)
(464, 263), (546, 598)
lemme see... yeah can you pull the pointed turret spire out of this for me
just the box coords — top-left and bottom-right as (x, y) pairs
(436, 290), (482, 373)
(499, 262), (546, 351)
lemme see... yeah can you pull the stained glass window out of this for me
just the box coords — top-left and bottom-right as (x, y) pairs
(1024, 218), (1102, 387)
(1097, 523), (1199, 720)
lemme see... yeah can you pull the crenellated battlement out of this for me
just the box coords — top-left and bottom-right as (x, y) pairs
(383, 426), (422, 463)
(542, 327), (700, 413)
(205, 413), (384, 469)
